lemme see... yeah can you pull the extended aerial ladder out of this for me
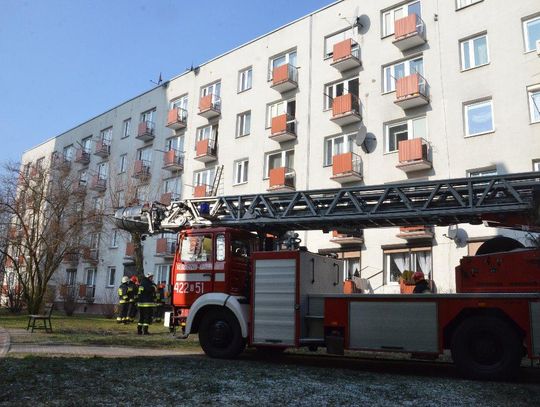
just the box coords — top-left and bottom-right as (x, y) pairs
(115, 172), (540, 380)
(116, 171), (540, 235)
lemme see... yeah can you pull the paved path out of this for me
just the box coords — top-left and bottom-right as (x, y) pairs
(0, 327), (202, 358)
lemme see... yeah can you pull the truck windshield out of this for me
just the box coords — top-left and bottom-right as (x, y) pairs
(180, 235), (213, 262)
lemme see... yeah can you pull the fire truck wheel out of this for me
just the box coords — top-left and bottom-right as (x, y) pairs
(451, 315), (522, 380)
(199, 308), (246, 359)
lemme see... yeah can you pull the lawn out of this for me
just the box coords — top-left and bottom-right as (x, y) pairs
(1, 354), (540, 407)
(0, 308), (200, 350)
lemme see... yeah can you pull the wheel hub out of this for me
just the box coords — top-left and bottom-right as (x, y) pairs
(210, 320), (232, 348)
(470, 331), (502, 365)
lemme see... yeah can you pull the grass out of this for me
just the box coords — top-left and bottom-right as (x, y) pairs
(1, 354), (540, 406)
(0, 308), (200, 350)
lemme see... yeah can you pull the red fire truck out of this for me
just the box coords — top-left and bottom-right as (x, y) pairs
(115, 172), (540, 380)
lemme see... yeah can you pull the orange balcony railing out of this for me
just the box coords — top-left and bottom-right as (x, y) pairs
(162, 149), (184, 171)
(331, 152), (363, 183)
(194, 184), (211, 198)
(393, 14), (426, 51)
(156, 238), (176, 257)
(397, 225), (434, 240)
(195, 138), (217, 161)
(89, 175), (106, 192)
(270, 114), (296, 141)
(125, 242), (135, 258)
(271, 64), (298, 92)
(198, 94), (221, 118)
(331, 39), (361, 71)
(137, 121), (155, 141)
(133, 160), (151, 179)
(268, 167), (295, 190)
(75, 148), (91, 164)
(396, 138), (431, 172)
(166, 108), (188, 129)
(94, 139), (110, 157)
(330, 93), (361, 126)
(394, 73), (429, 109)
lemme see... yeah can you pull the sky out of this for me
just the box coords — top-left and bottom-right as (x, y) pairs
(0, 0), (333, 164)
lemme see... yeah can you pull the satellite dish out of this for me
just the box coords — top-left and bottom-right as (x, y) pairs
(446, 225), (458, 240)
(356, 124), (367, 145)
(355, 14), (370, 35)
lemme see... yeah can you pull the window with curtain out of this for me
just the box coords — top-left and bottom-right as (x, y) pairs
(460, 34), (489, 70)
(384, 248), (432, 284)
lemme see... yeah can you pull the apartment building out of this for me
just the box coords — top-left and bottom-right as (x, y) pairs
(17, 0), (540, 309)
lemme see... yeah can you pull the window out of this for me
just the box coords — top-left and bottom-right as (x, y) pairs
(201, 82), (221, 98)
(324, 134), (356, 166)
(166, 135), (184, 152)
(171, 94), (188, 110)
(464, 99), (494, 136)
(122, 119), (131, 138)
(456, 0), (483, 9)
(468, 168), (497, 177)
(236, 111), (251, 137)
(82, 137), (92, 153)
(110, 230), (119, 248)
(265, 150), (294, 178)
(136, 185), (148, 202)
(533, 160), (540, 172)
(90, 233), (100, 250)
(66, 269), (77, 286)
(119, 154), (127, 173)
(384, 116), (427, 153)
(100, 127), (113, 143)
(238, 67), (252, 92)
(194, 168), (215, 187)
(141, 109), (156, 127)
(180, 235), (213, 262)
(383, 57), (423, 93)
(269, 50), (297, 79)
(63, 145), (75, 161)
(325, 78), (359, 110)
(523, 16), (540, 52)
(164, 176), (182, 198)
(107, 267), (116, 287)
(78, 169), (88, 185)
(528, 86), (540, 123)
(85, 269), (97, 297)
(97, 162), (108, 180)
(36, 157), (45, 171)
(384, 248), (431, 284)
(324, 27), (356, 58)
(91, 196), (103, 211)
(460, 34), (489, 70)
(267, 99), (296, 127)
(233, 159), (249, 185)
(155, 264), (172, 286)
(334, 251), (361, 281)
(196, 124), (218, 143)
(382, 1), (421, 37)
(137, 146), (152, 163)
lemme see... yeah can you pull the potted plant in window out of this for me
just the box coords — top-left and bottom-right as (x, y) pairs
(399, 270), (415, 294)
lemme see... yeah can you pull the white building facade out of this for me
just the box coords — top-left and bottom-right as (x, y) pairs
(20, 0), (540, 309)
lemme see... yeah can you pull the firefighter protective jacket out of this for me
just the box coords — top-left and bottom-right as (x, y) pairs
(137, 277), (157, 307)
(118, 282), (130, 304)
(127, 281), (137, 302)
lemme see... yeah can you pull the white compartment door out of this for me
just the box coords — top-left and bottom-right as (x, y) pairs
(252, 258), (296, 346)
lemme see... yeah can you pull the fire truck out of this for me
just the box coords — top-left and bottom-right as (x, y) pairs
(115, 172), (540, 380)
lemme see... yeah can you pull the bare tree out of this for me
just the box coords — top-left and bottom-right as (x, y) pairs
(0, 157), (95, 314)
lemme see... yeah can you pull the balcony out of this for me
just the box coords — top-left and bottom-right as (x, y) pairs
(270, 114), (297, 142)
(73, 180), (87, 196)
(396, 138), (432, 172)
(155, 238), (176, 258)
(133, 160), (151, 180)
(62, 253), (79, 265)
(329, 230), (364, 245)
(94, 140), (110, 158)
(162, 149), (184, 172)
(267, 167), (295, 192)
(193, 184), (211, 198)
(195, 138), (217, 162)
(82, 247), (99, 264)
(397, 225), (434, 240)
(51, 154), (71, 172)
(137, 121), (155, 142)
(89, 175), (107, 192)
(330, 39), (362, 72)
(124, 242), (135, 259)
(330, 93), (362, 126)
(198, 94), (221, 119)
(271, 64), (298, 93)
(330, 152), (363, 184)
(394, 73), (429, 110)
(393, 14), (426, 52)
(160, 192), (181, 206)
(166, 108), (188, 130)
(75, 149), (91, 165)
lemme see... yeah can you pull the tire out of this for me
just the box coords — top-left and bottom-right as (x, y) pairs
(451, 315), (522, 380)
(199, 308), (246, 359)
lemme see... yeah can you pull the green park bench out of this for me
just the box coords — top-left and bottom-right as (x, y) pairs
(26, 303), (54, 333)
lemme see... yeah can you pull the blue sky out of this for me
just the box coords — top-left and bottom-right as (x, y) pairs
(0, 0), (333, 164)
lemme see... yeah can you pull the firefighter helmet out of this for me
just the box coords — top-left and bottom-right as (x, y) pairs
(413, 271), (425, 282)
(130, 275), (138, 283)
(146, 272), (154, 279)
(121, 276), (129, 283)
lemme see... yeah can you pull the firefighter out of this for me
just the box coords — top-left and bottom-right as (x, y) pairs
(412, 271), (431, 294)
(137, 273), (156, 335)
(117, 276), (130, 323)
(127, 275), (139, 323)
(154, 281), (166, 323)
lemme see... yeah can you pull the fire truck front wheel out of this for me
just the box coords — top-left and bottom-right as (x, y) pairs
(199, 308), (246, 359)
(451, 315), (522, 380)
